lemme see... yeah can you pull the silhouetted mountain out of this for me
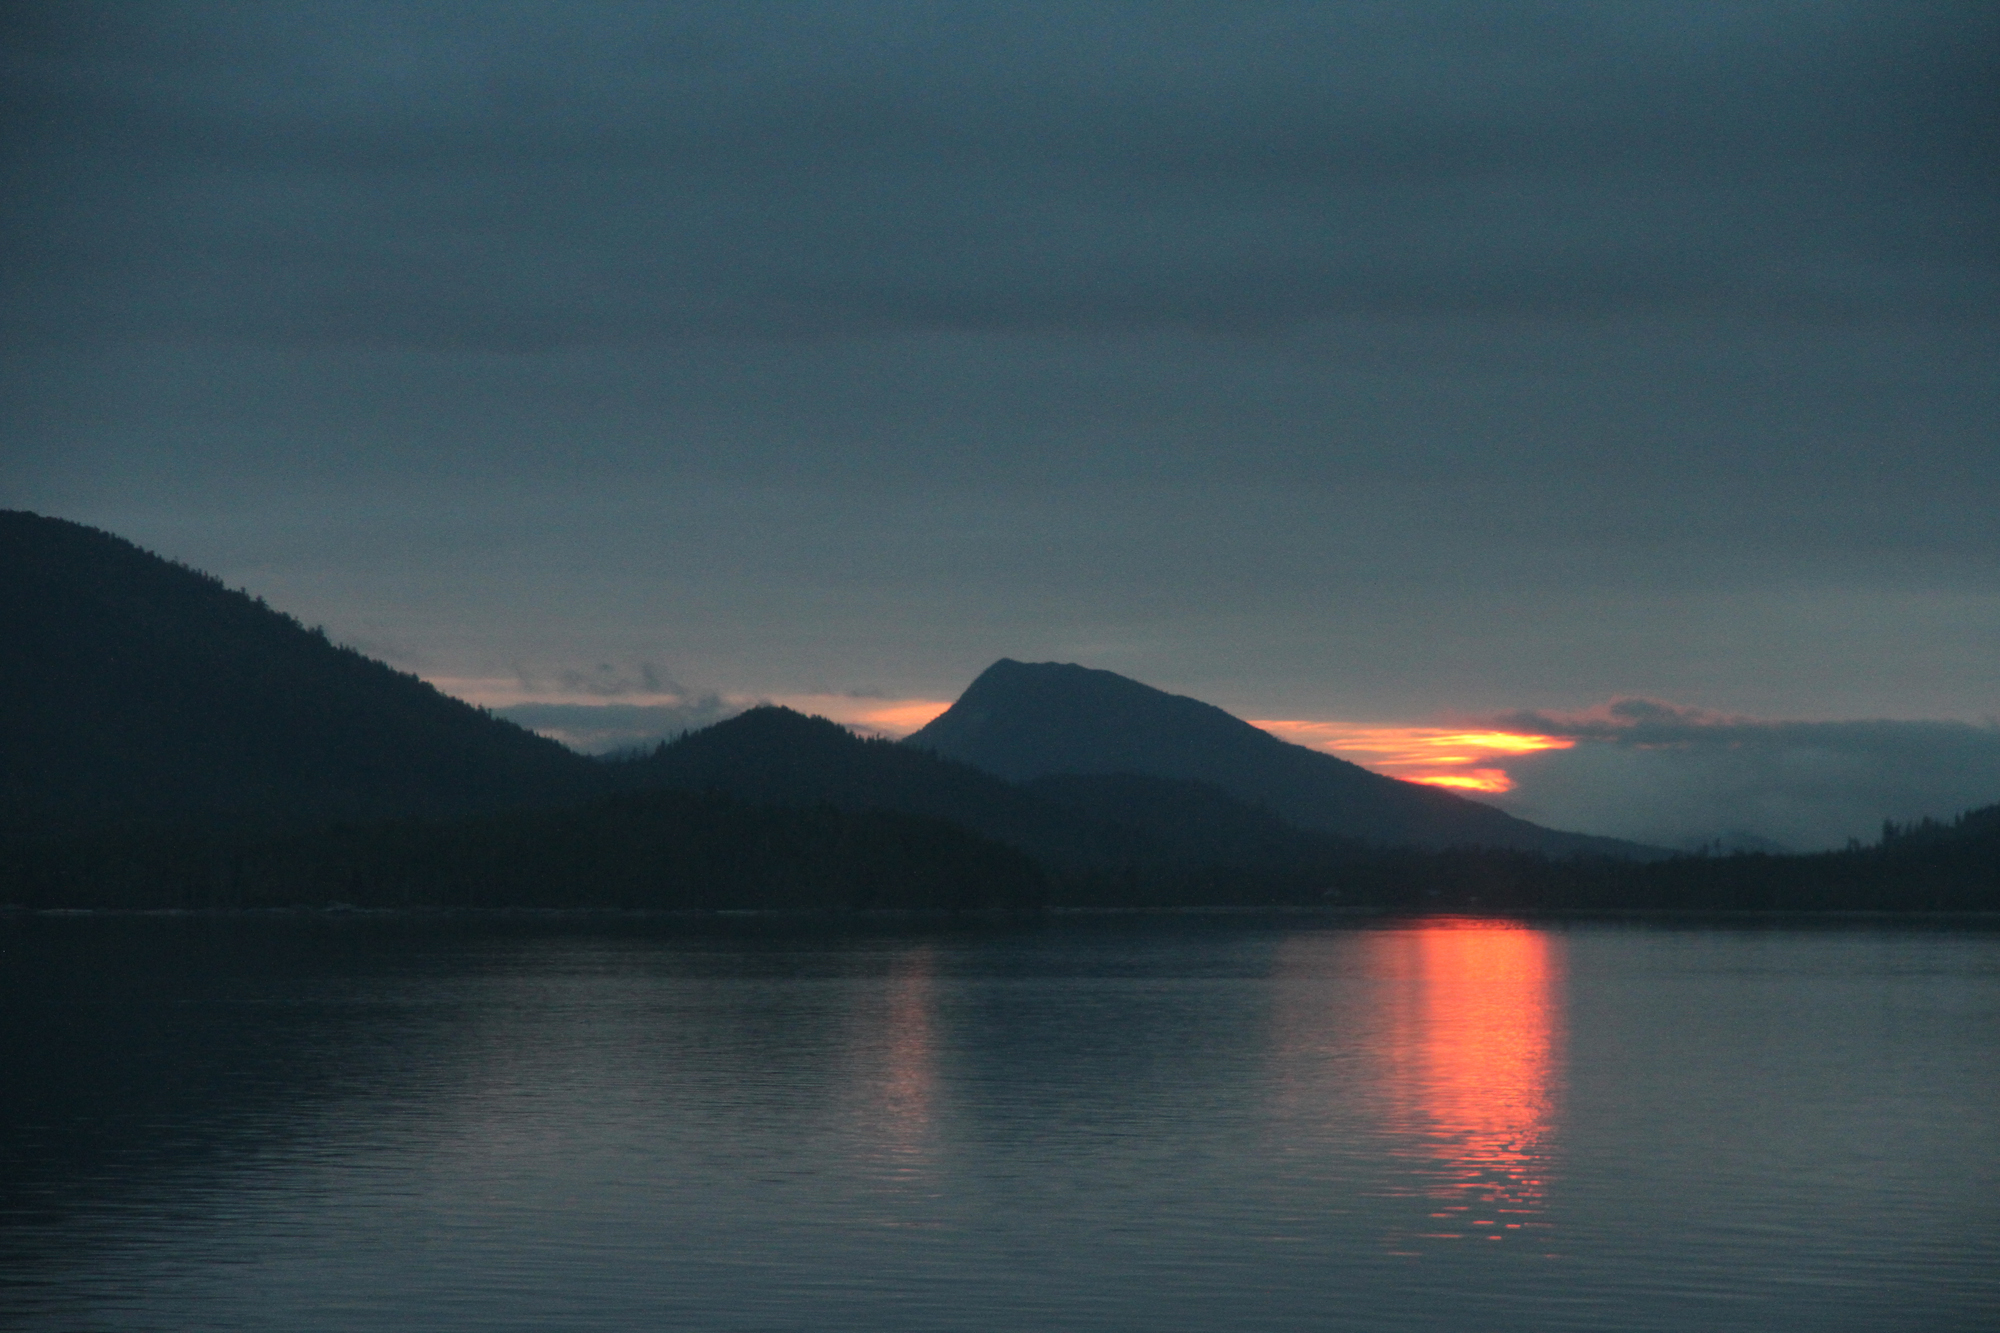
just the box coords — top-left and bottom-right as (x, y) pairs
(17, 511), (1979, 912)
(611, 706), (1415, 907)
(617, 705), (1366, 873)
(906, 659), (1666, 859)
(0, 514), (1381, 908)
(617, 706), (1121, 864)
(0, 511), (600, 832)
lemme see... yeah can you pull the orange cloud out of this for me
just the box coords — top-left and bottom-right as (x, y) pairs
(1250, 721), (1573, 793)
(766, 695), (952, 737)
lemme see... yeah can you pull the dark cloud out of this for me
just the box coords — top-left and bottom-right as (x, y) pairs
(4, 1), (1993, 350)
(2, 2), (1994, 751)
(529, 660), (685, 699)
(1487, 700), (2000, 850)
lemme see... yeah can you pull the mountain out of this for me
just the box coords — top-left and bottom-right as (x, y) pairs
(615, 705), (1372, 873)
(612, 706), (1412, 907)
(617, 706), (1129, 865)
(905, 659), (1664, 858)
(6, 510), (1982, 910)
(0, 513), (1387, 909)
(0, 511), (601, 832)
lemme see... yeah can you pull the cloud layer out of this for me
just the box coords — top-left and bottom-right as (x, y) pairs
(1486, 699), (2000, 851)
(6, 2), (1993, 350)
(5, 2), (1994, 729)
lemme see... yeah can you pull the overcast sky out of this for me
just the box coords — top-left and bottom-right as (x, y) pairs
(4, 2), (1996, 839)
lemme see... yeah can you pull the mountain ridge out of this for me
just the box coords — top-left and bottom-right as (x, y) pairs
(0, 510), (601, 832)
(906, 658), (1666, 859)
(25, 509), (1989, 915)
(614, 704), (1379, 877)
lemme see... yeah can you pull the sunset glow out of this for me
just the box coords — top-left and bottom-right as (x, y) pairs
(1251, 720), (1574, 792)
(1416, 769), (1516, 792)
(776, 696), (952, 737)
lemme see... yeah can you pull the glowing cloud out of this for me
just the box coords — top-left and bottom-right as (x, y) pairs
(1251, 720), (1573, 793)
(1416, 770), (1517, 793)
(773, 696), (953, 738)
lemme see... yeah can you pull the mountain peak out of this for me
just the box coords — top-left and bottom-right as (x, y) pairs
(909, 659), (1304, 783)
(908, 658), (1662, 858)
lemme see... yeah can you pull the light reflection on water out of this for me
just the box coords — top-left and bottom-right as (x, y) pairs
(848, 944), (943, 1217)
(1265, 920), (1563, 1254)
(876, 945), (941, 1169)
(2, 916), (1996, 1332)
(1381, 922), (1562, 1245)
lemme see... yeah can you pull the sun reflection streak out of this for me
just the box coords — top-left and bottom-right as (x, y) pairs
(1379, 921), (1564, 1245)
(1268, 923), (1565, 1253)
(879, 947), (939, 1168)
(843, 944), (941, 1199)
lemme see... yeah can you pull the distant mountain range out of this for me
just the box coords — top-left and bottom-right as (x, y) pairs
(4, 511), (1992, 911)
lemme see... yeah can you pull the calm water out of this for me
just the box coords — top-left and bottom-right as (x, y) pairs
(2, 914), (1995, 1331)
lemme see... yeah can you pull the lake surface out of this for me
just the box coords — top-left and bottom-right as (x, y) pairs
(3, 914), (1995, 1331)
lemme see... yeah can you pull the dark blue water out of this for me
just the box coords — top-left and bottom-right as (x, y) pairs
(3, 914), (1995, 1331)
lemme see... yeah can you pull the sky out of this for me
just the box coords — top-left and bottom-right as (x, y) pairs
(4, 2), (1996, 848)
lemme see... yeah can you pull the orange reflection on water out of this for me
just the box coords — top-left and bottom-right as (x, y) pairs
(1378, 921), (1564, 1243)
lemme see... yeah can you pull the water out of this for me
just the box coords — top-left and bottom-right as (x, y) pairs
(2, 914), (1995, 1331)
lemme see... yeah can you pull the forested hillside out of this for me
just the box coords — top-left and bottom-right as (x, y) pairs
(0, 512), (599, 832)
